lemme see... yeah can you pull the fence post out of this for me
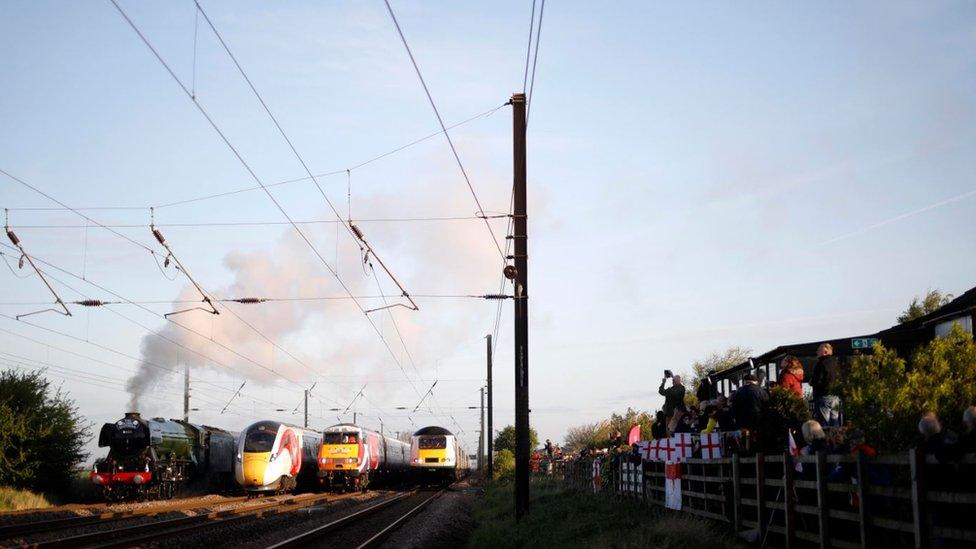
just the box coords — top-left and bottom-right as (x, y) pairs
(784, 451), (796, 548)
(816, 450), (829, 549)
(756, 452), (767, 542)
(910, 448), (927, 549)
(855, 451), (869, 549)
(732, 453), (742, 535)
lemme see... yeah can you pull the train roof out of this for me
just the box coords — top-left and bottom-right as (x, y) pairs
(324, 423), (362, 433)
(413, 426), (454, 436)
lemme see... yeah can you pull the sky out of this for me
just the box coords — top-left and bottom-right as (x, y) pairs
(1, 1), (974, 462)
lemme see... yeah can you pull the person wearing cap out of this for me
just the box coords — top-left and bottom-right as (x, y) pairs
(731, 373), (769, 432)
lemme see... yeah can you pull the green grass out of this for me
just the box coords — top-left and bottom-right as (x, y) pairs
(0, 486), (52, 511)
(469, 478), (744, 549)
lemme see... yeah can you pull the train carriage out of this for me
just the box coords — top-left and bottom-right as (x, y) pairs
(235, 420), (321, 494)
(317, 423), (410, 491)
(91, 412), (236, 501)
(409, 426), (469, 485)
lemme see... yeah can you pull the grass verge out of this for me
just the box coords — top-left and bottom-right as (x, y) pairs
(469, 478), (743, 548)
(0, 486), (52, 511)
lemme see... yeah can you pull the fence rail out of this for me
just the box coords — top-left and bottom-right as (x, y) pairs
(565, 450), (976, 548)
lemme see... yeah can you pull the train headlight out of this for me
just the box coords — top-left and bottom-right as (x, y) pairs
(92, 475), (103, 485)
(345, 458), (357, 464)
(132, 474), (145, 485)
(236, 453), (242, 463)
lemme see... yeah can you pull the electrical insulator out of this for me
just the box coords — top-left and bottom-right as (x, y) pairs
(233, 297), (266, 304)
(75, 300), (106, 307)
(152, 228), (166, 245)
(350, 224), (365, 240)
(6, 229), (20, 246)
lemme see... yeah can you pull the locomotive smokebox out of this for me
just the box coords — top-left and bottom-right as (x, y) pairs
(124, 412), (142, 420)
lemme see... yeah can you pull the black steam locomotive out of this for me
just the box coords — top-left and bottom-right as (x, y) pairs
(91, 412), (237, 501)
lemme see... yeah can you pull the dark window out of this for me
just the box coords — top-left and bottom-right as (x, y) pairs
(244, 431), (276, 452)
(418, 436), (446, 449)
(323, 433), (359, 444)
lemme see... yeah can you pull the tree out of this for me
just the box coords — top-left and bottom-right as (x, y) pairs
(493, 449), (515, 480)
(757, 386), (811, 452)
(687, 346), (752, 393)
(0, 369), (91, 493)
(493, 425), (538, 454)
(563, 408), (656, 452)
(897, 289), (953, 324)
(837, 324), (976, 452)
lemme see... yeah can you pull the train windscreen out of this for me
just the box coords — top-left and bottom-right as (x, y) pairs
(244, 430), (276, 452)
(323, 432), (359, 444)
(418, 436), (447, 449)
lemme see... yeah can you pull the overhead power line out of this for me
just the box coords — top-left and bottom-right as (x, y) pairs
(383, 0), (507, 261)
(110, 0), (425, 399)
(4, 214), (509, 229)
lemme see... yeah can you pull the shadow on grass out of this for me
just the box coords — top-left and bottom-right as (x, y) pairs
(470, 478), (743, 548)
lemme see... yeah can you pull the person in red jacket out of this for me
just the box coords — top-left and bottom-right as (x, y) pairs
(779, 355), (804, 397)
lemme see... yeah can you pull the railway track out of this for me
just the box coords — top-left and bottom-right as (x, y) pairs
(14, 491), (357, 549)
(0, 495), (250, 539)
(267, 488), (446, 549)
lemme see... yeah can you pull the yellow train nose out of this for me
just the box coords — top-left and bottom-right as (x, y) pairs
(242, 452), (271, 486)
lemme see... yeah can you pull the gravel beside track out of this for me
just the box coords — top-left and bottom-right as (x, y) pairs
(376, 486), (477, 549)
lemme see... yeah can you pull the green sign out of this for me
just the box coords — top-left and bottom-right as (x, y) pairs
(851, 338), (878, 349)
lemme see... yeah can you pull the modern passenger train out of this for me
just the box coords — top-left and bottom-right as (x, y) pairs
(235, 420), (322, 494)
(409, 426), (469, 485)
(317, 423), (410, 491)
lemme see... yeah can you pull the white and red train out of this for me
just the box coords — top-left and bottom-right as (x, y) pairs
(92, 414), (466, 500)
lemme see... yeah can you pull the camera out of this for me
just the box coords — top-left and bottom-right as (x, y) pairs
(664, 370), (673, 379)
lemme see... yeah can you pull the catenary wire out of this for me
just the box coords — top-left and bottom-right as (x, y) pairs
(383, 0), (506, 261)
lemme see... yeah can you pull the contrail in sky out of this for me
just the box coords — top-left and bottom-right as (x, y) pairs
(817, 188), (976, 246)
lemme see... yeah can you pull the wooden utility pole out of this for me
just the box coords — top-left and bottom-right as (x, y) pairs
(479, 386), (486, 476)
(304, 389), (309, 428)
(486, 333), (494, 480)
(511, 92), (530, 520)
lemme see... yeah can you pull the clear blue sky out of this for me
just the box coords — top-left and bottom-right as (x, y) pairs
(1, 1), (974, 460)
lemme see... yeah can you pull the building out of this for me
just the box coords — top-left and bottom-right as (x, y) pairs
(713, 285), (976, 397)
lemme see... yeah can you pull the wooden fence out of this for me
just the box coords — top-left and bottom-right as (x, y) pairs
(566, 451), (976, 548)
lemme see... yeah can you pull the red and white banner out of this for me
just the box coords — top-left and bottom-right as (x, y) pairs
(664, 459), (682, 510)
(636, 440), (654, 461)
(700, 432), (722, 460)
(787, 430), (803, 473)
(671, 433), (694, 460)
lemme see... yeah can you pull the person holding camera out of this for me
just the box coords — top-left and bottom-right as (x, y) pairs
(659, 371), (685, 436)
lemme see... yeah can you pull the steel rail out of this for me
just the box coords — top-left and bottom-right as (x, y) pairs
(357, 489), (445, 549)
(0, 495), (250, 539)
(26, 492), (346, 549)
(266, 489), (445, 549)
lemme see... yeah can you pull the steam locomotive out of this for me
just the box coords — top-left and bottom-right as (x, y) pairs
(91, 412), (237, 501)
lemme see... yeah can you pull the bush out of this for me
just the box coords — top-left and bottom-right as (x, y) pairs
(757, 386), (811, 453)
(0, 369), (91, 493)
(0, 486), (52, 511)
(494, 449), (515, 480)
(838, 324), (976, 453)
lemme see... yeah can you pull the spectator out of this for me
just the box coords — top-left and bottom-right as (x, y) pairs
(696, 370), (717, 404)
(917, 411), (959, 464)
(659, 375), (686, 434)
(962, 406), (976, 455)
(651, 411), (667, 440)
(544, 439), (554, 460)
(676, 406), (699, 433)
(800, 420), (827, 455)
(811, 343), (841, 427)
(731, 374), (768, 431)
(609, 430), (623, 449)
(701, 405), (718, 434)
(714, 395), (735, 431)
(779, 355), (805, 398)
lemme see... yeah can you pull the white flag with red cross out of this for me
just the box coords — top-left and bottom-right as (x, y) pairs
(787, 430), (803, 473)
(700, 432), (722, 460)
(655, 437), (672, 461)
(671, 433), (694, 460)
(636, 441), (655, 462)
(664, 459), (682, 510)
